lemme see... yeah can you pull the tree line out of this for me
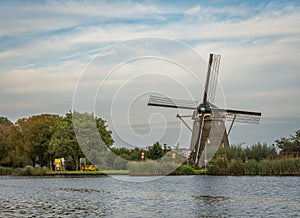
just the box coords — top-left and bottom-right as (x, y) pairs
(0, 112), (299, 172)
(0, 113), (174, 170)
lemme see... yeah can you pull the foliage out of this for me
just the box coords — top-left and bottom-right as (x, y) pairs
(0, 117), (15, 166)
(276, 130), (300, 156)
(207, 157), (228, 175)
(207, 137), (300, 176)
(18, 166), (48, 176)
(244, 159), (258, 175)
(17, 114), (61, 167)
(207, 158), (300, 176)
(1, 123), (25, 167)
(0, 113), (114, 171)
(71, 112), (115, 170)
(1, 113), (299, 177)
(128, 161), (197, 176)
(112, 157), (128, 170)
(111, 142), (171, 162)
(49, 112), (82, 170)
(0, 117), (13, 126)
(0, 166), (16, 175)
(171, 165), (195, 175)
(228, 159), (244, 175)
(147, 142), (164, 160)
(215, 142), (277, 162)
(128, 161), (160, 176)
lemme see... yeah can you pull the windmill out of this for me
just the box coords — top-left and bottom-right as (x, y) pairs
(147, 53), (261, 167)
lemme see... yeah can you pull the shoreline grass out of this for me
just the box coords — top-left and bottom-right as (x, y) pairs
(46, 170), (129, 176)
(1, 159), (299, 177)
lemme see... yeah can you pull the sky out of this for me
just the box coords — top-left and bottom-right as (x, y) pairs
(0, 0), (300, 148)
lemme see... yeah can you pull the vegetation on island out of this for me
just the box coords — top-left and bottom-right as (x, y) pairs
(207, 142), (300, 176)
(0, 114), (299, 176)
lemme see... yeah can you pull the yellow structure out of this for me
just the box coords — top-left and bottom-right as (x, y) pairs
(54, 158), (62, 171)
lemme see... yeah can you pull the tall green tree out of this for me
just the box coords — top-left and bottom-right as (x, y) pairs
(50, 112), (82, 170)
(147, 142), (164, 160)
(0, 117), (29, 167)
(17, 114), (61, 167)
(96, 117), (114, 147)
(77, 112), (115, 169)
(0, 117), (13, 166)
(276, 130), (300, 156)
(50, 112), (114, 170)
(7, 125), (27, 167)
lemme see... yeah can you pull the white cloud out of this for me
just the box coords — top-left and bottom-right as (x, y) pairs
(185, 5), (201, 17)
(0, 1), (300, 144)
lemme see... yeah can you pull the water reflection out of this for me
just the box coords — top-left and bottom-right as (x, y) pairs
(0, 176), (299, 217)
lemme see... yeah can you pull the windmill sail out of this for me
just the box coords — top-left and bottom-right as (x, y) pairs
(212, 108), (261, 124)
(148, 95), (197, 110)
(207, 54), (221, 103)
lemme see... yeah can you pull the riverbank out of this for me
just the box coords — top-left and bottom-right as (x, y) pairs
(207, 157), (300, 176)
(1, 158), (299, 176)
(0, 166), (129, 176)
(47, 170), (129, 176)
(0, 165), (207, 176)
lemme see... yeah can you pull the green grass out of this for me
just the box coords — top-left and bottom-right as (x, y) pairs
(47, 167), (207, 176)
(46, 170), (129, 175)
(193, 169), (208, 175)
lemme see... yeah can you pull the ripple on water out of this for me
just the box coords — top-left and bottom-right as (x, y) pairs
(0, 176), (299, 217)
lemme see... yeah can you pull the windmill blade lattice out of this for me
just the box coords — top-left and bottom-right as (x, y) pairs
(148, 95), (197, 110)
(225, 113), (261, 124)
(212, 108), (261, 124)
(207, 54), (221, 103)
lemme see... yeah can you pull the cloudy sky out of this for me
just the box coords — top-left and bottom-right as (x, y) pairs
(1, 0), (299, 148)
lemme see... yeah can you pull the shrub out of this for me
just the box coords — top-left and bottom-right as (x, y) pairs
(244, 159), (258, 175)
(171, 165), (194, 175)
(207, 157), (228, 175)
(228, 159), (244, 176)
(128, 161), (188, 176)
(18, 166), (47, 176)
(128, 161), (159, 176)
(0, 166), (16, 175)
(113, 157), (128, 170)
(258, 160), (273, 176)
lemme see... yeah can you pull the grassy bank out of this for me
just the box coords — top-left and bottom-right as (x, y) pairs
(0, 166), (129, 176)
(0, 166), (48, 176)
(0, 165), (203, 176)
(1, 158), (299, 176)
(47, 170), (129, 176)
(127, 161), (206, 176)
(207, 157), (300, 176)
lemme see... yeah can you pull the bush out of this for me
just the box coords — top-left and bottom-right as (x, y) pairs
(206, 158), (300, 176)
(113, 157), (128, 170)
(128, 161), (160, 176)
(207, 157), (228, 175)
(18, 166), (48, 176)
(171, 165), (194, 175)
(128, 161), (189, 176)
(272, 158), (300, 175)
(228, 159), (244, 175)
(244, 159), (258, 175)
(258, 160), (273, 176)
(0, 166), (16, 175)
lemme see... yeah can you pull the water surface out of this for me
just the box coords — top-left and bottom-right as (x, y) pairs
(0, 175), (299, 217)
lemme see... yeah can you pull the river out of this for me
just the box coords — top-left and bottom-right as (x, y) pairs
(0, 175), (299, 217)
